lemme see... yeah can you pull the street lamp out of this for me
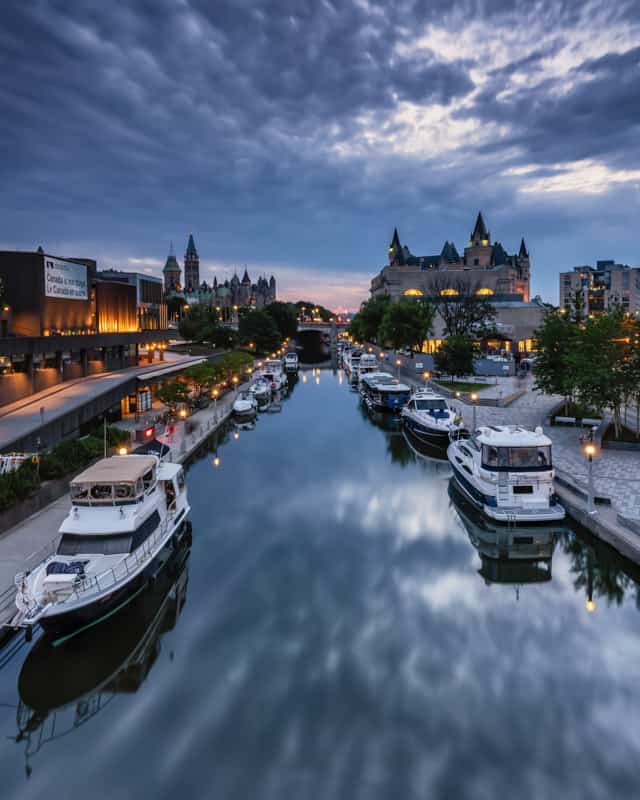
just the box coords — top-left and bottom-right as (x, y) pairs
(395, 358), (401, 378)
(470, 392), (478, 431)
(585, 443), (596, 513)
(423, 371), (430, 385)
(118, 446), (128, 456)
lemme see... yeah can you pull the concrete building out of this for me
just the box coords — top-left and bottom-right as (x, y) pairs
(369, 213), (542, 355)
(0, 250), (170, 407)
(559, 261), (640, 315)
(98, 270), (167, 330)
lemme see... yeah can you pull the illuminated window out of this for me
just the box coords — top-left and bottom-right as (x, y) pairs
(475, 287), (494, 296)
(440, 289), (459, 297)
(403, 288), (424, 297)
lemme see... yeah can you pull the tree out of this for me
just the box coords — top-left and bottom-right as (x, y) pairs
(295, 300), (334, 322)
(216, 350), (254, 383)
(432, 278), (496, 337)
(184, 362), (218, 398)
(179, 305), (231, 345)
(434, 335), (476, 379)
(265, 301), (298, 339)
(238, 309), (281, 353)
(157, 380), (190, 413)
(568, 310), (633, 438)
(533, 308), (581, 404)
(378, 299), (435, 351)
(352, 295), (391, 342)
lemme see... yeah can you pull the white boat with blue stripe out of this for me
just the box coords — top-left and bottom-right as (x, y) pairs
(401, 388), (464, 446)
(447, 425), (565, 524)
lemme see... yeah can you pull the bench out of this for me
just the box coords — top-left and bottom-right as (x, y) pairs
(554, 416), (576, 425)
(581, 418), (602, 427)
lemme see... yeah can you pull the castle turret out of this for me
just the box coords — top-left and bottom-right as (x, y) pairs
(163, 242), (181, 293)
(184, 233), (199, 293)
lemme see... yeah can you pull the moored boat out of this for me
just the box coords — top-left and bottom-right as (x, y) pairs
(12, 454), (191, 639)
(360, 371), (411, 412)
(284, 352), (299, 371)
(447, 425), (565, 523)
(401, 388), (464, 446)
(232, 391), (258, 419)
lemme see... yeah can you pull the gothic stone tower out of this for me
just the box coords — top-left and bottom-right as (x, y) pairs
(163, 242), (181, 293)
(184, 233), (200, 293)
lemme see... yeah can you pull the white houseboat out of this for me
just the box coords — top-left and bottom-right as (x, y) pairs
(357, 353), (378, 375)
(447, 425), (565, 523)
(360, 372), (411, 412)
(284, 352), (299, 371)
(256, 358), (287, 391)
(12, 454), (191, 638)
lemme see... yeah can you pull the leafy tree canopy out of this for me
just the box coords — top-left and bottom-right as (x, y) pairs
(349, 295), (391, 343)
(238, 310), (281, 353)
(434, 335), (476, 379)
(265, 301), (298, 339)
(378, 298), (435, 351)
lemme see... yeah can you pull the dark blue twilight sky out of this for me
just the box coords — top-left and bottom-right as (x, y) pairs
(1, 0), (639, 310)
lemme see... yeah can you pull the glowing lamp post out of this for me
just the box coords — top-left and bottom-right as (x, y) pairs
(118, 446), (128, 456)
(395, 358), (401, 379)
(423, 371), (430, 386)
(470, 392), (478, 432)
(585, 443), (596, 513)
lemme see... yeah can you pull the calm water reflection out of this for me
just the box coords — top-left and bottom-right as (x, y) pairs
(1, 368), (640, 799)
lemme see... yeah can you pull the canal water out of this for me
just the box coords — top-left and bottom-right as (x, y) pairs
(1, 367), (639, 799)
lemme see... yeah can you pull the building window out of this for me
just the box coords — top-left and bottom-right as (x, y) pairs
(403, 288), (424, 297)
(475, 288), (494, 296)
(439, 289), (459, 297)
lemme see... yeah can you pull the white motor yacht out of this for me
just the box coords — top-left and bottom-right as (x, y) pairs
(358, 353), (378, 375)
(447, 425), (565, 523)
(256, 358), (288, 391)
(248, 379), (270, 404)
(343, 348), (362, 379)
(401, 388), (464, 446)
(284, 352), (299, 371)
(12, 455), (191, 638)
(232, 391), (258, 419)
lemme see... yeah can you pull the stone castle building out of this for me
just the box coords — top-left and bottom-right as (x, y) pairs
(371, 212), (530, 302)
(370, 213), (543, 356)
(162, 234), (276, 310)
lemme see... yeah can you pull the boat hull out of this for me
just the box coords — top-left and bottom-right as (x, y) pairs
(37, 520), (192, 641)
(402, 415), (452, 446)
(449, 463), (565, 524)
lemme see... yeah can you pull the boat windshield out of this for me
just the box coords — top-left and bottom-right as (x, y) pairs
(415, 399), (447, 411)
(482, 445), (552, 469)
(57, 533), (132, 556)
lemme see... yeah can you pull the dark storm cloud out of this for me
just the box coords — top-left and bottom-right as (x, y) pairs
(0, 0), (639, 305)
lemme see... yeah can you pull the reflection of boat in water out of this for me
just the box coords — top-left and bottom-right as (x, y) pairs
(359, 396), (402, 432)
(449, 482), (563, 585)
(15, 547), (190, 768)
(402, 427), (452, 471)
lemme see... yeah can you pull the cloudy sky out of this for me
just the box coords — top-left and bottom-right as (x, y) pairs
(1, 0), (640, 310)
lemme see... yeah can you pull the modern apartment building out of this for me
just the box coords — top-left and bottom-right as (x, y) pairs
(559, 261), (640, 315)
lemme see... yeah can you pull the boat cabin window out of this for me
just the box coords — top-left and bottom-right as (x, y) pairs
(177, 469), (186, 491)
(57, 533), (133, 556)
(90, 484), (113, 501)
(142, 469), (155, 492)
(415, 399), (447, 411)
(482, 444), (551, 469)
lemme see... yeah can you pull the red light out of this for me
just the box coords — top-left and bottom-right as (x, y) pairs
(144, 427), (154, 438)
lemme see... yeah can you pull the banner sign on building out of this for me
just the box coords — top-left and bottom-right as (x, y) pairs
(44, 257), (88, 300)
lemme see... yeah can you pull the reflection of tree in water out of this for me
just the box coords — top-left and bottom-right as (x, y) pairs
(385, 431), (414, 467)
(561, 529), (640, 609)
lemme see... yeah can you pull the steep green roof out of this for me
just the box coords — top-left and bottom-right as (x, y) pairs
(186, 233), (198, 258)
(163, 254), (180, 273)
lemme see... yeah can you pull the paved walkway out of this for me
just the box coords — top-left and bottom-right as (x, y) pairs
(0, 353), (207, 451)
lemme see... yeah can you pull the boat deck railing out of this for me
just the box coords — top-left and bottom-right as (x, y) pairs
(71, 515), (171, 601)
